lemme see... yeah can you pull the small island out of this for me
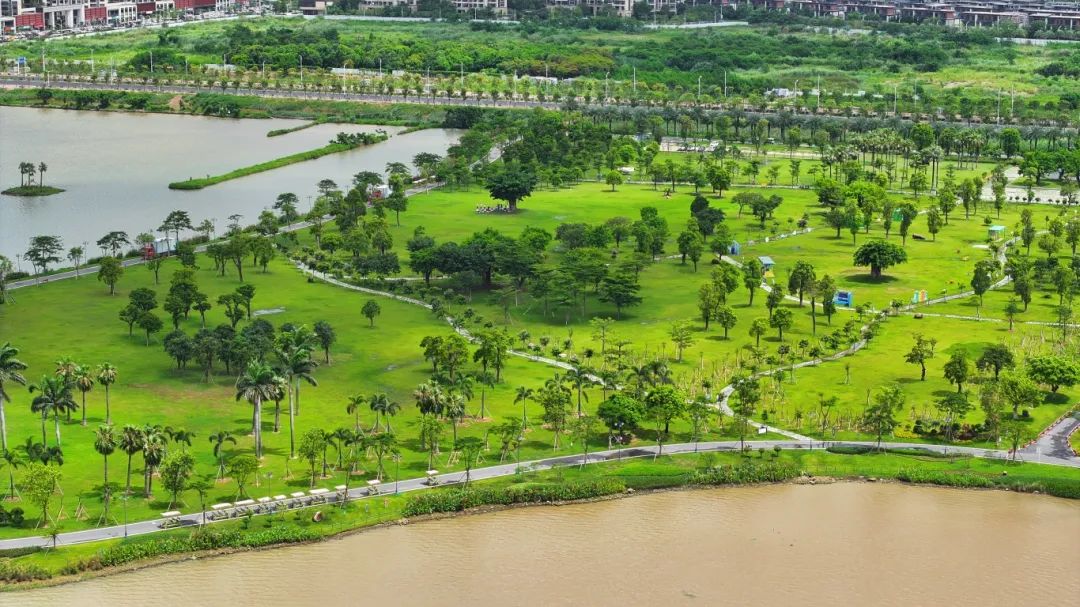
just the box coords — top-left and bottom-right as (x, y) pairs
(4, 161), (64, 196)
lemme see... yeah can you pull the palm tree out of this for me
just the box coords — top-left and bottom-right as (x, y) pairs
(96, 363), (118, 425)
(118, 424), (144, 493)
(189, 478), (212, 526)
(0, 342), (29, 454)
(366, 432), (397, 481)
(1, 449), (21, 499)
(170, 428), (196, 452)
(29, 375), (77, 448)
(345, 394), (367, 434)
(369, 393), (401, 433)
(93, 425), (116, 523)
(330, 427), (353, 471)
(73, 366), (94, 426)
(208, 430), (236, 480)
(444, 393), (467, 443)
(269, 375), (287, 433)
(473, 371), (496, 419)
(53, 357), (78, 423)
(142, 430), (165, 498)
(235, 360), (278, 459)
(514, 386), (534, 429)
(275, 336), (319, 459)
(564, 366), (595, 417)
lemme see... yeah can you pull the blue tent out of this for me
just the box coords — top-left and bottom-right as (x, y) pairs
(758, 256), (775, 270)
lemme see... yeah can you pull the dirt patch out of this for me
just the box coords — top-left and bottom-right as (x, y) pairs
(167, 95), (183, 112)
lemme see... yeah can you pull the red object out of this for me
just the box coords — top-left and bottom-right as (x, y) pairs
(85, 6), (107, 20)
(137, 2), (157, 14)
(15, 13), (45, 29)
(175, 0), (216, 9)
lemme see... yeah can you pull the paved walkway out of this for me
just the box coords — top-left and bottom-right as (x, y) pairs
(1021, 410), (1080, 460)
(0, 437), (1073, 551)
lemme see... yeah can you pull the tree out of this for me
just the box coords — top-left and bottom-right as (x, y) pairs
(897, 202), (919, 245)
(235, 360), (279, 459)
(597, 269), (642, 319)
(604, 170), (623, 191)
(730, 375), (760, 450)
(136, 311), (163, 346)
(787, 261), (816, 306)
(749, 194), (783, 228)
(21, 463), (61, 528)
(970, 260), (996, 306)
(597, 394), (643, 447)
(1026, 355), (1080, 393)
(96, 231), (130, 258)
(770, 308), (794, 341)
(25, 235), (62, 274)
(1002, 420), (1034, 461)
(749, 318), (769, 347)
(0, 342), (29, 454)
(117, 425), (143, 493)
(998, 371), (1042, 419)
(227, 455), (258, 499)
(92, 424), (116, 520)
(455, 436), (484, 485)
(0, 255), (13, 304)
(864, 384), (904, 448)
(485, 163), (537, 211)
(926, 207), (943, 241)
(935, 393), (973, 443)
(159, 450), (194, 509)
(645, 385), (686, 453)
(976, 344), (1014, 380)
(298, 428), (327, 488)
(904, 333), (936, 381)
(669, 321), (695, 362)
(716, 305), (737, 339)
(943, 351), (971, 393)
(742, 258), (764, 305)
(208, 430), (236, 480)
(29, 375), (77, 448)
(1, 449), (21, 499)
(853, 241), (907, 279)
(539, 383), (572, 449)
(362, 300), (381, 327)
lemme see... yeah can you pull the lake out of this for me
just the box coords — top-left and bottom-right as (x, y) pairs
(8, 483), (1080, 606)
(0, 106), (461, 261)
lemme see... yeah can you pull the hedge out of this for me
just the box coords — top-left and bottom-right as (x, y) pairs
(92, 525), (322, 569)
(689, 461), (801, 485)
(402, 479), (626, 517)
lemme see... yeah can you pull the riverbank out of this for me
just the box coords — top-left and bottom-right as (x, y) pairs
(1, 184), (65, 196)
(3, 449), (1077, 590)
(167, 130), (389, 190)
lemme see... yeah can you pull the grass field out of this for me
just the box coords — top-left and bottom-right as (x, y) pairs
(0, 171), (1074, 537)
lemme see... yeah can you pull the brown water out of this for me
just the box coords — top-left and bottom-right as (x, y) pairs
(9, 484), (1080, 606)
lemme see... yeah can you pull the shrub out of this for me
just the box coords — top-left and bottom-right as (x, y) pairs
(402, 479), (626, 517)
(0, 560), (51, 583)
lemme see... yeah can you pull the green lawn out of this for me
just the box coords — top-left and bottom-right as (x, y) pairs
(0, 177), (1073, 538)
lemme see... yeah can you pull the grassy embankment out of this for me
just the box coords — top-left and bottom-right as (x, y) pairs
(2, 449), (1077, 588)
(0, 186), (65, 197)
(168, 141), (359, 190)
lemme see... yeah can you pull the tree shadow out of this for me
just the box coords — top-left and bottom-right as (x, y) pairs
(847, 274), (900, 285)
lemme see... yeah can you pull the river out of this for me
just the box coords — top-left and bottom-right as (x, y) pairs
(0, 106), (461, 261)
(8, 484), (1079, 606)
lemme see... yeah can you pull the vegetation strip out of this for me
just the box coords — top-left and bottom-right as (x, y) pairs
(167, 131), (389, 190)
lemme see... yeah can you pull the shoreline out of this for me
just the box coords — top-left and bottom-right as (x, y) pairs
(3, 471), (1075, 593)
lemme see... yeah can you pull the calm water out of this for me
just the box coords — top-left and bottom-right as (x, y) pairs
(9, 484), (1080, 606)
(0, 106), (460, 260)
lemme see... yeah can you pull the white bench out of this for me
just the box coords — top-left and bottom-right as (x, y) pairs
(211, 503), (232, 510)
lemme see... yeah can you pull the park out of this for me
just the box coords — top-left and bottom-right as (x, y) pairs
(1, 45), (1079, 586)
